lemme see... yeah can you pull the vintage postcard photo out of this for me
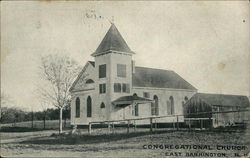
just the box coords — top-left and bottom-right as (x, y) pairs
(1, 1), (249, 158)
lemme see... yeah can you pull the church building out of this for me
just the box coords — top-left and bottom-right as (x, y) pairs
(69, 24), (197, 126)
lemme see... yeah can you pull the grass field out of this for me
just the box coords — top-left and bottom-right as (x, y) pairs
(1, 121), (250, 158)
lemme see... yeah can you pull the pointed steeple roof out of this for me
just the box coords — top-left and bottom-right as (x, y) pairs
(91, 24), (134, 57)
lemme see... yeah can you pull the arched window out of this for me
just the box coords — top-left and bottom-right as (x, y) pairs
(151, 102), (155, 115)
(132, 93), (139, 116)
(182, 96), (189, 114)
(154, 95), (159, 115)
(100, 102), (105, 108)
(86, 79), (94, 84)
(151, 95), (159, 116)
(87, 96), (92, 117)
(169, 96), (174, 115)
(75, 97), (80, 118)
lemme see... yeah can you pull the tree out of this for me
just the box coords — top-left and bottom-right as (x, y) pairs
(38, 54), (80, 133)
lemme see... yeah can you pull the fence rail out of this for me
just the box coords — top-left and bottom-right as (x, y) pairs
(87, 110), (250, 134)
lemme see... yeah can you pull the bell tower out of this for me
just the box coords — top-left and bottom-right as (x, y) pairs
(91, 23), (135, 120)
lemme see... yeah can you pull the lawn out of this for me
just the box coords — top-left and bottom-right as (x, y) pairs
(1, 125), (249, 158)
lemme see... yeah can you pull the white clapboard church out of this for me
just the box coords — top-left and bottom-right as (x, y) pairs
(69, 24), (197, 126)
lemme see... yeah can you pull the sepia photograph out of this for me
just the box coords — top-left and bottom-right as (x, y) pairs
(1, 1), (249, 157)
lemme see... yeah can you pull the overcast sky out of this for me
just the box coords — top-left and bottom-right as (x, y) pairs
(1, 1), (249, 111)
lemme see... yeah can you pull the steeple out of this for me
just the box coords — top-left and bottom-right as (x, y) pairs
(91, 24), (134, 57)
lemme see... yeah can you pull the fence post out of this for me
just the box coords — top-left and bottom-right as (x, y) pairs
(127, 120), (130, 134)
(150, 118), (153, 132)
(173, 117), (175, 130)
(200, 119), (203, 130)
(88, 123), (92, 135)
(177, 115), (179, 131)
(154, 119), (157, 129)
(134, 120), (137, 132)
(108, 123), (111, 133)
(189, 118), (191, 131)
(112, 123), (115, 134)
(209, 117), (212, 130)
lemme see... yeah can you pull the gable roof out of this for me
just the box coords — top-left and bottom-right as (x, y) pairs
(191, 93), (250, 107)
(132, 66), (197, 90)
(91, 24), (134, 57)
(69, 61), (95, 92)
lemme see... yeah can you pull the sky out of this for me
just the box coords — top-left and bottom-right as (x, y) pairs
(1, 1), (249, 111)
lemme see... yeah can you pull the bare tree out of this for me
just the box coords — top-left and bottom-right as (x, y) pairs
(38, 54), (80, 134)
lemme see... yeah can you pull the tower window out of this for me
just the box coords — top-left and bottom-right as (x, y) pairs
(99, 84), (106, 94)
(117, 64), (126, 78)
(99, 64), (106, 78)
(122, 83), (130, 93)
(114, 83), (121, 93)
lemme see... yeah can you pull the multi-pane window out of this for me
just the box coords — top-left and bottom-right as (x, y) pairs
(114, 83), (121, 93)
(99, 84), (106, 94)
(75, 97), (80, 118)
(99, 64), (106, 78)
(143, 92), (150, 98)
(114, 83), (130, 93)
(122, 83), (130, 93)
(117, 64), (126, 78)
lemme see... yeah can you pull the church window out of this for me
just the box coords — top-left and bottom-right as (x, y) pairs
(99, 64), (106, 78)
(122, 83), (130, 93)
(169, 96), (174, 115)
(151, 95), (159, 115)
(87, 96), (92, 117)
(75, 97), (80, 118)
(114, 83), (121, 92)
(134, 104), (139, 116)
(99, 84), (106, 94)
(117, 64), (126, 78)
(86, 79), (94, 84)
(143, 92), (150, 98)
(100, 102), (105, 108)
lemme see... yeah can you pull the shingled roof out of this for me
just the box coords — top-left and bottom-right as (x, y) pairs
(191, 93), (250, 107)
(91, 24), (134, 57)
(132, 66), (197, 90)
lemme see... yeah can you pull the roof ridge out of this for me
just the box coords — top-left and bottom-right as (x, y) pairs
(135, 66), (174, 72)
(197, 92), (248, 97)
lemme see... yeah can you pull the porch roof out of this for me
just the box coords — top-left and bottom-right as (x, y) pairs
(112, 95), (153, 107)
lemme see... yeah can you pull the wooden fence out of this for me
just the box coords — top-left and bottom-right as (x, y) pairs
(87, 110), (249, 134)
